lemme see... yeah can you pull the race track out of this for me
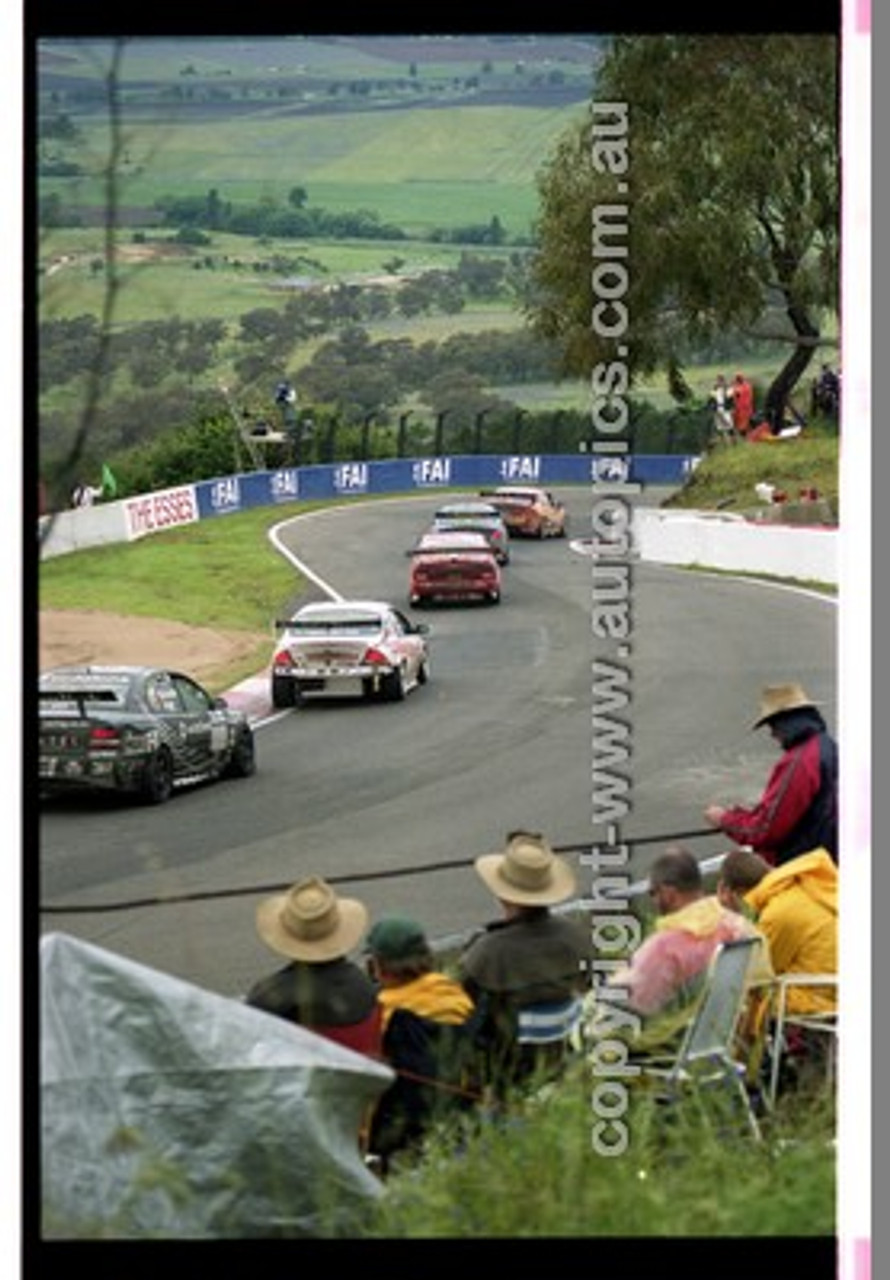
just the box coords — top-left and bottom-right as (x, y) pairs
(38, 487), (837, 998)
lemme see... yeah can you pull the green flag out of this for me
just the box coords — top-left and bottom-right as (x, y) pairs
(100, 464), (118, 499)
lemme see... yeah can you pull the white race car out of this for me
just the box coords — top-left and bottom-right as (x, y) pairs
(271, 599), (431, 709)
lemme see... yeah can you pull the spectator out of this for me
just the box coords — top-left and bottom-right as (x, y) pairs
(457, 830), (588, 1094)
(704, 683), (838, 866)
(588, 845), (772, 1056)
(246, 875), (382, 1058)
(746, 413), (778, 443)
(717, 845), (837, 1095)
(710, 373), (735, 444)
(717, 846), (837, 1016)
(71, 479), (101, 508)
(811, 363), (840, 418)
(732, 372), (754, 438)
(367, 916), (475, 1033)
(365, 916), (479, 1167)
(716, 847), (774, 920)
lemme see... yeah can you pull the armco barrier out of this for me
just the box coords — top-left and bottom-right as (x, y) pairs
(633, 507), (838, 586)
(38, 452), (695, 560)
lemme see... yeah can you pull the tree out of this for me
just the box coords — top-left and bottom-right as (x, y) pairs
(527, 35), (839, 424)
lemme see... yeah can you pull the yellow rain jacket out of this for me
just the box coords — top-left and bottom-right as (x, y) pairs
(744, 847), (837, 1015)
(377, 971), (474, 1033)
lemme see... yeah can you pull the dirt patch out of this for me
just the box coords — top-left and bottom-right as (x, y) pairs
(39, 610), (267, 689)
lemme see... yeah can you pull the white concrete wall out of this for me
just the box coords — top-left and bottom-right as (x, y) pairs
(39, 485), (200, 560)
(38, 503), (130, 559)
(633, 508), (838, 585)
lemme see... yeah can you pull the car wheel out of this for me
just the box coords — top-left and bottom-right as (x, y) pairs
(381, 664), (406, 702)
(271, 674), (297, 709)
(141, 747), (174, 805)
(487, 590), (501, 605)
(224, 726), (256, 779)
(417, 655), (430, 686)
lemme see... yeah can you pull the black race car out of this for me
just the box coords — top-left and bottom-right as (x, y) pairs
(38, 664), (256, 804)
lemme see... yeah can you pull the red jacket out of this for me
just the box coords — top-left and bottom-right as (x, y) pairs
(718, 730), (837, 865)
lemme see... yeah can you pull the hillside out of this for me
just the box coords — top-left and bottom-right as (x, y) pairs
(37, 34), (600, 117)
(38, 35), (597, 242)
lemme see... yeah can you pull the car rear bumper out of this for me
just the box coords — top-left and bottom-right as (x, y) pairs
(39, 752), (147, 793)
(411, 586), (498, 602)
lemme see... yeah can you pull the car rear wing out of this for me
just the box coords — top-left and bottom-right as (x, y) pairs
(274, 618), (381, 634)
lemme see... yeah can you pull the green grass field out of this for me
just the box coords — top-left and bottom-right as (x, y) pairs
(39, 227), (525, 327)
(41, 97), (586, 240)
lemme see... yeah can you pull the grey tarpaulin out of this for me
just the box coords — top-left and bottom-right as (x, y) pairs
(40, 932), (394, 1239)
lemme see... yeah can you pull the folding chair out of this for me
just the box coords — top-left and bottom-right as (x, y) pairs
(637, 936), (764, 1141)
(766, 973), (837, 1110)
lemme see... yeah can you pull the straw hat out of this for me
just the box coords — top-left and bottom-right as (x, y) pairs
(255, 876), (368, 963)
(752, 682), (819, 728)
(474, 831), (576, 906)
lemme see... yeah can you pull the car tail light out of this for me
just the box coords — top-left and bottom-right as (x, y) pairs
(88, 726), (120, 746)
(362, 647), (389, 666)
(273, 649), (291, 668)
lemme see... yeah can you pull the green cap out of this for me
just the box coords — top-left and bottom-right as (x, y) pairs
(366, 916), (428, 962)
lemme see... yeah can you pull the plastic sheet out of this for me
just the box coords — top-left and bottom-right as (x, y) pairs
(40, 933), (393, 1239)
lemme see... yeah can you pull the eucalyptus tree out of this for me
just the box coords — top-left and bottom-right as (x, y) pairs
(527, 34), (839, 424)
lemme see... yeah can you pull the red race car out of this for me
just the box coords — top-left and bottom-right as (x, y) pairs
(408, 530), (502, 607)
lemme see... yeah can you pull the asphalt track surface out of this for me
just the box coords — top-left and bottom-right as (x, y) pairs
(38, 486), (837, 999)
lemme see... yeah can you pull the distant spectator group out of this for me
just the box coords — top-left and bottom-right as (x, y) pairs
(708, 370), (814, 446)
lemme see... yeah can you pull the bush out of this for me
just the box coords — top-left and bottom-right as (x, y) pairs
(366, 1067), (836, 1238)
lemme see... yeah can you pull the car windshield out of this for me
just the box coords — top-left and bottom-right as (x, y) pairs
(437, 516), (498, 529)
(437, 507), (498, 518)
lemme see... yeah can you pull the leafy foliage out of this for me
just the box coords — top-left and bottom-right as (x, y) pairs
(527, 34), (839, 418)
(366, 1066), (836, 1237)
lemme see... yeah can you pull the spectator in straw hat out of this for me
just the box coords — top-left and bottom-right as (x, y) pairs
(246, 875), (382, 1057)
(704, 682), (838, 866)
(457, 830), (588, 1091)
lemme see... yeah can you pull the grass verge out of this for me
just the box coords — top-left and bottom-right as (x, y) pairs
(365, 1068), (836, 1238)
(680, 565), (838, 597)
(665, 434), (839, 518)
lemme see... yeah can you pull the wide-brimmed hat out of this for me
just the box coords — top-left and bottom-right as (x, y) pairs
(474, 831), (576, 906)
(752, 682), (819, 728)
(255, 876), (368, 963)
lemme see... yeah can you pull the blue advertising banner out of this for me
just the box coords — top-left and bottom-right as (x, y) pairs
(194, 453), (697, 519)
